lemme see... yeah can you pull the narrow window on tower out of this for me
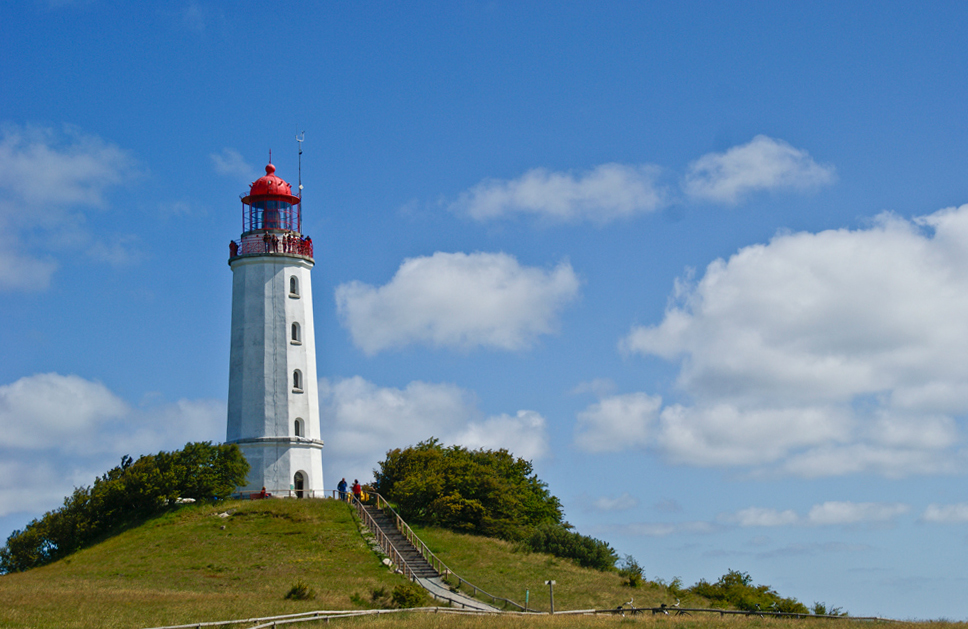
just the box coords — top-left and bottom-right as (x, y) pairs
(294, 417), (304, 437)
(289, 276), (299, 297)
(293, 369), (303, 392)
(291, 322), (301, 345)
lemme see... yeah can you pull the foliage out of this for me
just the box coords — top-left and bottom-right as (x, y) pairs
(391, 582), (429, 608)
(523, 522), (618, 571)
(689, 569), (809, 613)
(354, 584), (428, 609)
(373, 438), (563, 540)
(285, 582), (316, 600)
(618, 555), (644, 587)
(813, 601), (848, 616)
(0, 442), (248, 573)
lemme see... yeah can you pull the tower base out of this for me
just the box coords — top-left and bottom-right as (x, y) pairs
(230, 437), (324, 498)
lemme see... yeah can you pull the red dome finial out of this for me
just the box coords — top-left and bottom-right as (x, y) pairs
(265, 163), (276, 175)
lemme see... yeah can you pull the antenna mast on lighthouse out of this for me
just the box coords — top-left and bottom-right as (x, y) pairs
(296, 131), (304, 233)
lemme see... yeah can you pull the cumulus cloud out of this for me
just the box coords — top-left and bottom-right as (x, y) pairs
(0, 124), (140, 291)
(319, 376), (550, 484)
(683, 135), (836, 204)
(0, 373), (224, 518)
(336, 252), (581, 355)
(210, 147), (258, 181)
(616, 205), (968, 476)
(449, 163), (666, 224)
(574, 392), (661, 453)
(921, 503), (968, 523)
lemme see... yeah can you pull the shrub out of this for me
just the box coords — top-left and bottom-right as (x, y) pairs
(523, 522), (618, 571)
(285, 582), (316, 600)
(688, 570), (808, 613)
(618, 555), (644, 587)
(391, 583), (428, 608)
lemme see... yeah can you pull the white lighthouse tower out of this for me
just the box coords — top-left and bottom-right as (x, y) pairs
(226, 160), (324, 498)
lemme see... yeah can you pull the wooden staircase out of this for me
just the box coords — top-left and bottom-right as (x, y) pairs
(360, 504), (439, 579)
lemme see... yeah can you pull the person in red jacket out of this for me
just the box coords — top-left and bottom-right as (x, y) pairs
(351, 479), (362, 501)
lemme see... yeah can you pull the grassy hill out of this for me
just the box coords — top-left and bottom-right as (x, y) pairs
(0, 498), (405, 628)
(0, 498), (954, 629)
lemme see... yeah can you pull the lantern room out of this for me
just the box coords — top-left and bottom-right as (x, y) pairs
(241, 163), (302, 233)
(230, 163), (313, 260)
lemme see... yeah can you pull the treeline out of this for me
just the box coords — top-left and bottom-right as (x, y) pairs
(0, 442), (248, 573)
(373, 439), (618, 570)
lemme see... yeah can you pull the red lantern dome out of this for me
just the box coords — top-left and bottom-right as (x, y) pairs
(241, 163), (301, 205)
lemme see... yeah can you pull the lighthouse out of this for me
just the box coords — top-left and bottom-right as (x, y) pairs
(226, 160), (324, 498)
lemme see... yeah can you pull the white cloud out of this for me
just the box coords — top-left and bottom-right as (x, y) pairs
(210, 147), (258, 181)
(723, 507), (800, 527)
(0, 124), (138, 209)
(618, 205), (968, 476)
(806, 501), (909, 525)
(319, 376), (550, 485)
(336, 252), (580, 355)
(0, 248), (57, 292)
(683, 135), (836, 204)
(921, 503), (968, 524)
(0, 373), (129, 450)
(0, 373), (224, 519)
(614, 521), (721, 537)
(574, 392), (661, 453)
(450, 163), (666, 224)
(0, 124), (141, 292)
(592, 492), (639, 512)
(720, 502), (908, 528)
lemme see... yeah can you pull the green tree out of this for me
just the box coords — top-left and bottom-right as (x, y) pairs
(373, 438), (563, 540)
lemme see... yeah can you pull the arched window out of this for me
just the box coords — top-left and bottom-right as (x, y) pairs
(291, 322), (301, 344)
(289, 276), (299, 297)
(294, 417), (304, 437)
(293, 369), (302, 392)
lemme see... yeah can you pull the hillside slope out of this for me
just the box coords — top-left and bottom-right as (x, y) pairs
(1, 497), (696, 628)
(0, 498), (407, 629)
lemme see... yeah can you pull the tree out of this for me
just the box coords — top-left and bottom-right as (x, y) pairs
(0, 442), (248, 573)
(373, 439), (563, 540)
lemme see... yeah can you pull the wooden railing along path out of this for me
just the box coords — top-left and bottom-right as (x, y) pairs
(351, 492), (526, 611)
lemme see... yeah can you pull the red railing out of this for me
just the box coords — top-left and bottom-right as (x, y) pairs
(230, 231), (313, 260)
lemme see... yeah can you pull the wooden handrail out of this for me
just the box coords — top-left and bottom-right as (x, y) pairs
(365, 493), (525, 611)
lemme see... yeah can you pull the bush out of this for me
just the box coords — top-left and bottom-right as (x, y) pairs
(688, 570), (808, 613)
(618, 555), (644, 587)
(391, 583), (428, 608)
(0, 442), (249, 573)
(285, 582), (316, 600)
(523, 522), (618, 571)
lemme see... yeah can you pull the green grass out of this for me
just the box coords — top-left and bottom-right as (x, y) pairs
(0, 498), (408, 628)
(410, 524), (699, 613)
(2, 499), (965, 629)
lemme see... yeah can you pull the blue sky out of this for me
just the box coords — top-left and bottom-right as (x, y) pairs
(3, 0), (968, 619)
